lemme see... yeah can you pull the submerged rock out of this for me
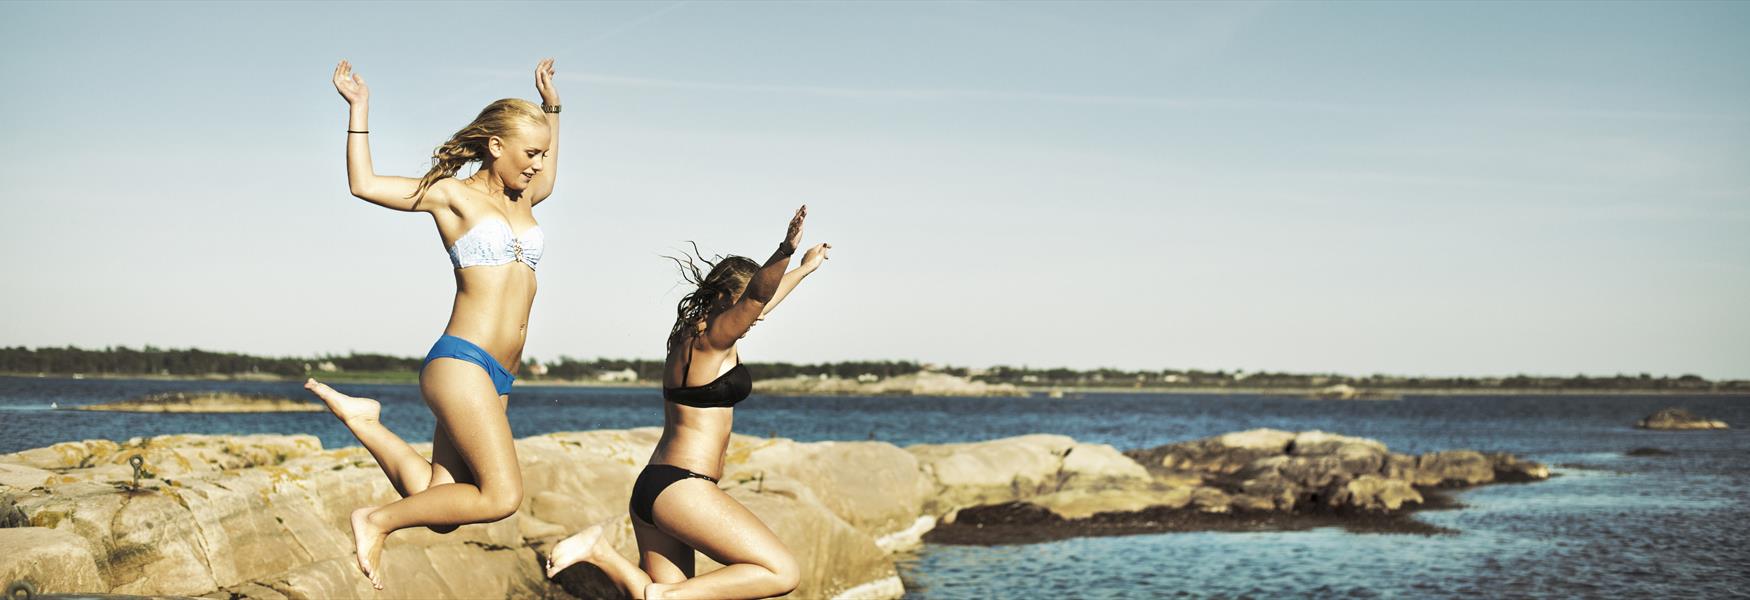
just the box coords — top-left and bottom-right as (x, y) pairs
(1636, 408), (1728, 430)
(1627, 447), (1675, 457)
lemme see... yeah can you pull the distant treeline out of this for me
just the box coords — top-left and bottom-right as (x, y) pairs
(970, 366), (1750, 392)
(542, 356), (923, 382)
(0, 346), (923, 383)
(0, 346), (416, 378)
(3, 345), (1746, 392)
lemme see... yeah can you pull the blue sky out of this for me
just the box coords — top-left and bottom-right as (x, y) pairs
(2, 1), (1746, 378)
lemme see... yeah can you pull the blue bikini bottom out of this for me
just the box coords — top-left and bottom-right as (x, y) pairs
(423, 335), (515, 396)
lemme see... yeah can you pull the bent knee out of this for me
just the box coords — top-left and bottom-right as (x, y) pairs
(766, 554), (801, 594)
(480, 488), (524, 521)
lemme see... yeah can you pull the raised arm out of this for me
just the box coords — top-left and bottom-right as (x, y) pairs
(703, 206), (807, 349)
(760, 243), (831, 318)
(527, 58), (561, 206)
(333, 60), (438, 213)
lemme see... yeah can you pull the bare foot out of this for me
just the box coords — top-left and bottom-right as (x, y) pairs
(350, 506), (388, 590)
(307, 378), (381, 426)
(545, 524), (608, 578)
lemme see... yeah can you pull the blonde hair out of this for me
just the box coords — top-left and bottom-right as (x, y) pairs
(410, 98), (548, 200)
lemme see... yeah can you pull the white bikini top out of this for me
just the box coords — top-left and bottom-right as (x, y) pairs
(447, 220), (545, 271)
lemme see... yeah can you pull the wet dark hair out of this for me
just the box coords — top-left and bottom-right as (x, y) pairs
(665, 242), (760, 352)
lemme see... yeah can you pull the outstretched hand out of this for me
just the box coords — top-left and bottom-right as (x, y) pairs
(801, 243), (832, 270)
(535, 58), (560, 107)
(332, 60), (368, 105)
(784, 205), (807, 250)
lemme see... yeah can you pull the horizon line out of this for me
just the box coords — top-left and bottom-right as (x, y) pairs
(4, 342), (1745, 382)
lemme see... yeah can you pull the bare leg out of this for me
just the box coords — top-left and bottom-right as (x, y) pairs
(306, 378), (441, 497)
(418, 392), (509, 533)
(349, 506), (386, 590)
(636, 517), (694, 585)
(423, 425), (471, 534)
(641, 479), (799, 600)
(546, 522), (655, 599)
(348, 360), (524, 589)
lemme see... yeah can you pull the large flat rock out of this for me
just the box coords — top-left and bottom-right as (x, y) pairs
(1, 427), (1550, 598)
(2, 431), (912, 600)
(0, 526), (106, 594)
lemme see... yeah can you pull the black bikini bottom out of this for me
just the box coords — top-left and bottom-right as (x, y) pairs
(629, 464), (718, 526)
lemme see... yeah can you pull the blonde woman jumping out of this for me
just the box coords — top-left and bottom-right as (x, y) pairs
(304, 58), (562, 589)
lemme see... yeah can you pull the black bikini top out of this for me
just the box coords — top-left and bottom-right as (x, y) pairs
(663, 342), (752, 408)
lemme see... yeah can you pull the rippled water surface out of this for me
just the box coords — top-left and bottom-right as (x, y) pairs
(2, 377), (1746, 598)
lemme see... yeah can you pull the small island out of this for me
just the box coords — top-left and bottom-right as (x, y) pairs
(1636, 407), (1728, 430)
(754, 372), (1028, 397)
(1300, 384), (1402, 401)
(71, 392), (323, 413)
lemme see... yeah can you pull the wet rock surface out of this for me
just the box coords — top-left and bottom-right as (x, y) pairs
(925, 493), (1462, 545)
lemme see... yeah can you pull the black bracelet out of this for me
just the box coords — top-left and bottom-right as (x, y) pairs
(346, 130), (368, 134)
(776, 242), (796, 257)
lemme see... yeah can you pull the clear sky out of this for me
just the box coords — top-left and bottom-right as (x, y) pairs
(2, 1), (1747, 378)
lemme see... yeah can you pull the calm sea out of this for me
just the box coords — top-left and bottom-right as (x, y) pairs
(2, 376), (1746, 598)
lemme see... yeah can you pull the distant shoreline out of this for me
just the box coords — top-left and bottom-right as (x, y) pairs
(1053, 385), (1750, 397)
(72, 391), (323, 413)
(5, 372), (1746, 398)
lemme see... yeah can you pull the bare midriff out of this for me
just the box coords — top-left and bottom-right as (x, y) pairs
(442, 263), (537, 374)
(650, 404), (735, 479)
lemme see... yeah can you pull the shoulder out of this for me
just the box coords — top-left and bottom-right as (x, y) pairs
(419, 178), (469, 212)
(431, 177), (470, 199)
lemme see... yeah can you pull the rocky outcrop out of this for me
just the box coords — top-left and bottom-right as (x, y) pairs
(754, 372), (1028, 397)
(907, 435), (1150, 516)
(1636, 408), (1728, 430)
(0, 428), (1549, 598)
(922, 429), (1549, 545)
(0, 434), (540, 599)
(726, 439), (933, 546)
(1125, 429), (1549, 513)
(0, 527), (105, 594)
(0, 431), (912, 600)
